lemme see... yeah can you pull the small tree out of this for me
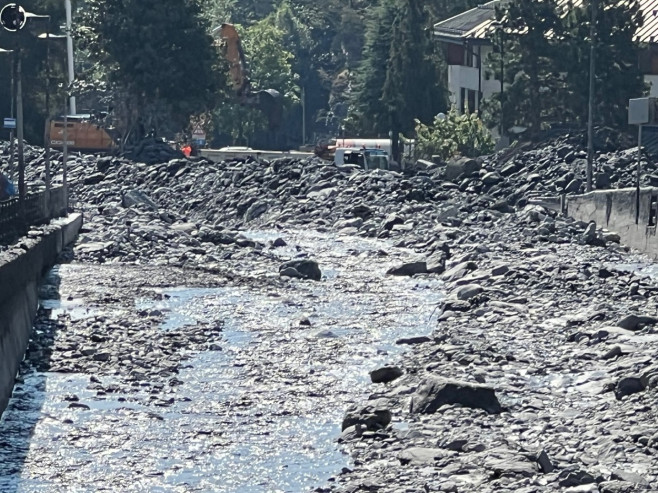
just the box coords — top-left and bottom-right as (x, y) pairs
(211, 19), (298, 146)
(415, 108), (494, 161)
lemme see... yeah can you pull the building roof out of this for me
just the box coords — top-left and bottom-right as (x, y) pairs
(434, 0), (658, 45)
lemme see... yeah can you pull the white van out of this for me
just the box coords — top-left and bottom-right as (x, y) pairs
(334, 147), (390, 170)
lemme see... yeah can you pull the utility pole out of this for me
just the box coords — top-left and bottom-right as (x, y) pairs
(65, 0), (76, 114)
(301, 85), (306, 145)
(586, 0), (597, 192)
(15, 49), (25, 222)
(9, 48), (15, 177)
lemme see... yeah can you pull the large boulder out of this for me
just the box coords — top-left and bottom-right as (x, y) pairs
(279, 259), (322, 281)
(387, 261), (428, 277)
(445, 157), (481, 181)
(410, 376), (502, 414)
(342, 399), (392, 432)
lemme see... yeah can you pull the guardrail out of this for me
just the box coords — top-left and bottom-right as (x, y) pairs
(0, 186), (68, 245)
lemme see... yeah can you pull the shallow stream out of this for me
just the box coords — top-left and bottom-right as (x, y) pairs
(0, 229), (443, 492)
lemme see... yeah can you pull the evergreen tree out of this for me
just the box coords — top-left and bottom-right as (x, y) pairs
(348, 0), (448, 159)
(497, 0), (564, 137)
(561, 0), (645, 128)
(383, 0), (449, 158)
(346, 0), (398, 137)
(79, 0), (221, 141)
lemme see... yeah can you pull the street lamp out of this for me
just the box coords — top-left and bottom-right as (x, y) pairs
(37, 28), (69, 207)
(0, 47), (14, 177)
(488, 21), (505, 142)
(1, 4), (52, 225)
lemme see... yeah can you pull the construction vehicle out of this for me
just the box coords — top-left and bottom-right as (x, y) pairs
(214, 23), (282, 131)
(48, 113), (119, 153)
(46, 24), (282, 153)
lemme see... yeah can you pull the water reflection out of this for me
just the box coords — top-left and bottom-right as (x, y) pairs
(0, 230), (443, 492)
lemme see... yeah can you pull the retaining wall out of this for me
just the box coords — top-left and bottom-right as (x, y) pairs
(567, 187), (658, 258)
(0, 213), (83, 416)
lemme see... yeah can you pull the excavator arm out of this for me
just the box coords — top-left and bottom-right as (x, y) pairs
(214, 23), (282, 131)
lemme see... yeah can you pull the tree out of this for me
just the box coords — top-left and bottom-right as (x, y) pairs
(211, 19), (298, 147)
(415, 108), (494, 161)
(347, 0), (448, 160)
(496, 0), (564, 138)
(383, 0), (449, 159)
(78, 0), (221, 142)
(561, 0), (645, 128)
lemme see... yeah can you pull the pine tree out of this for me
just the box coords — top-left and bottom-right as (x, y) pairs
(347, 0), (398, 137)
(348, 0), (448, 151)
(498, 0), (564, 137)
(561, 0), (645, 128)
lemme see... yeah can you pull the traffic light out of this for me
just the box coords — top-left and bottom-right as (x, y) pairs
(0, 4), (26, 32)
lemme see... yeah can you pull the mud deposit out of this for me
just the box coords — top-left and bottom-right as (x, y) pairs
(0, 230), (440, 492)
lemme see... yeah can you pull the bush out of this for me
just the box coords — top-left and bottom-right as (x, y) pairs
(415, 108), (494, 161)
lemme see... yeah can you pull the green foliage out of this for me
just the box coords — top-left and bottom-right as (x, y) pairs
(561, 0), (645, 128)
(415, 109), (494, 161)
(78, 0), (221, 141)
(0, 0), (68, 144)
(495, 0), (564, 137)
(489, 0), (646, 136)
(211, 19), (298, 145)
(348, 0), (449, 149)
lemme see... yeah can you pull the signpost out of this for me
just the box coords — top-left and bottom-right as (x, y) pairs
(192, 127), (206, 147)
(3, 117), (15, 129)
(628, 97), (658, 224)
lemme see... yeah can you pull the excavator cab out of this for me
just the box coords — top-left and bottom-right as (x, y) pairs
(214, 23), (283, 131)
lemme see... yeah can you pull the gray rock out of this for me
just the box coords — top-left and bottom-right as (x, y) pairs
(558, 469), (596, 487)
(398, 447), (453, 466)
(445, 157), (481, 181)
(370, 366), (404, 384)
(279, 259), (322, 281)
(617, 314), (658, 331)
(342, 400), (392, 432)
(122, 190), (158, 209)
(386, 261), (428, 276)
(454, 284), (483, 301)
(410, 377), (502, 414)
(615, 376), (646, 399)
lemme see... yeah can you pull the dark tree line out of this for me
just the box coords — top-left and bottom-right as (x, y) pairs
(0, 0), (646, 149)
(486, 0), (645, 138)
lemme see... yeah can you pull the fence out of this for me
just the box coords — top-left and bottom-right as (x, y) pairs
(0, 186), (68, 245)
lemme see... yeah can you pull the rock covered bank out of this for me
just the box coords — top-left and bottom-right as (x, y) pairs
(2, 136), (658, 491)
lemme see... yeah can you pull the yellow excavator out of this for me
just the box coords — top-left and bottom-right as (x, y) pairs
(214, 23), (282, 131)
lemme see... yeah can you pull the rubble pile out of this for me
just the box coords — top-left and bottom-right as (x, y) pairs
(0, 136), (657, 491)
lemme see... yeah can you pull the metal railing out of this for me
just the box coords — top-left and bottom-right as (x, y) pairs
(0, 186), (68, 244)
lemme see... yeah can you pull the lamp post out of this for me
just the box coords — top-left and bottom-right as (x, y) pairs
(0, 47), (14, 177)
(586, 0), (598, 192)
(489, 21), (505, 141)
(38, 28), (67, 209)
(1, 4), (53, 225)
(65, 0), (75, 115)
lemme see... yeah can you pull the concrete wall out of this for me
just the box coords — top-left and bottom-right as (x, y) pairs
(0, 213), (83, 416)
(567, 188), (658, 258)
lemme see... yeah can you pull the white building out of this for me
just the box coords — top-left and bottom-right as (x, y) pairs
(433, 0), (658, 116)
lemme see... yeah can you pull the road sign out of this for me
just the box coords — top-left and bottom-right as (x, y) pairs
(3, 117), (16, 129)
(192, 128), (206, 146)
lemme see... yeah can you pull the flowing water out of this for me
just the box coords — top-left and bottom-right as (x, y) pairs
(0, 229), (444, 492)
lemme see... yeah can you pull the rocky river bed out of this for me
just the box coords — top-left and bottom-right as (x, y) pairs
(0, 138), (657, 491)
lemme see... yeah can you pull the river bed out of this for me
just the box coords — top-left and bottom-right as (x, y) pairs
(0, 229), (443, 492)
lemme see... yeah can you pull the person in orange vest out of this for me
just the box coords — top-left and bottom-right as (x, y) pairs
(182, 144), (192, 157)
